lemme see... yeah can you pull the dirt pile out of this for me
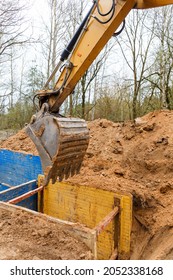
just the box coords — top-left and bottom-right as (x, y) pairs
(0, 204), (93, 260)
(0, 129), (37, 155)
(1, 109), (173, 259)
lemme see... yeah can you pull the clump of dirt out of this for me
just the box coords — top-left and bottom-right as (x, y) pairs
(0, 204), (93, 260)
(1, 109), (173, 259)
(0, 129), (37, 155)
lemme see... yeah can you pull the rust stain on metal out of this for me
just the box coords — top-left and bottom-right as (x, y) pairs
(34, 124), (45, 138)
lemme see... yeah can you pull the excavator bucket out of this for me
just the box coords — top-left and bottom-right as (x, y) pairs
(25, 115), (89, 186)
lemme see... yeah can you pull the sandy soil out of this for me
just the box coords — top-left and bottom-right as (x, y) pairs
(0, 205), (93, 260)
(1, 109), (173, 259)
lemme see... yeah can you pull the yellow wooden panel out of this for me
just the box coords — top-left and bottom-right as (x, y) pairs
(115, 193), (132, 259)
(38, 176), (132, 260)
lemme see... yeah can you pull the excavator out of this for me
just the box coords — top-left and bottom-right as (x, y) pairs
(25, 0), (173, 186)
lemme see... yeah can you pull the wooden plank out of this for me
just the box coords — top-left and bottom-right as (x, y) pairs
(8, 186), (44, 204)
(0, 201), (97, 258)
(94, 207), (119, 236)
(0, 180), (38, 210)
(114, 193), (132, 260)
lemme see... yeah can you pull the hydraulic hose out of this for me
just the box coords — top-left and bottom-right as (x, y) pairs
(96, 0), (115, 17)
(94, 0), (116, 25)
(60, 2), (96, 62)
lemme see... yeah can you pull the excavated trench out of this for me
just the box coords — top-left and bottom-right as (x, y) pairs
(0, 110), (173, 260)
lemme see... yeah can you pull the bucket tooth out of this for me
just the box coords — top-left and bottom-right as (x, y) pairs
(52, 175), (57, 184)
(58, 166), (65, 182)
(59, 175), (63, 182)
(65, 165), (71, 179)
(76, 163), (82, 174)
(70, 164), (76, 177)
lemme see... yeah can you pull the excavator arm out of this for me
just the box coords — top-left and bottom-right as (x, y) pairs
(25, 0), (173, 185)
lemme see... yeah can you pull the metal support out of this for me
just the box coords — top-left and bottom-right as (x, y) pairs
(94, 207), (119, 236)
(7, 186), (44, 205)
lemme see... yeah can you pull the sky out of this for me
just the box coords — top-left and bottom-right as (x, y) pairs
(18, 0), (50, 71)
(30, 0), (48, 22)
(29, 0), (49, 38)
(24, 0), (94, 69)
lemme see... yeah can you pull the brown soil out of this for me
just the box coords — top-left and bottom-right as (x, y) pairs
(0, 129), (38, 155)
(1, 109), (173, 260)
(0, 205), (93, 260)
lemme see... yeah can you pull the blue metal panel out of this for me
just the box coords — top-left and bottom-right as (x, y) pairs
(0, 149), (43, 186)
(0, 180), (38, 210)
(0, 183), (10, 192)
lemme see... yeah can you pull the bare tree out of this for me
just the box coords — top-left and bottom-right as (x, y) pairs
(0, 0), (28, 59)
(40, 0), (64, 83)
(116, 10), (155, 119)
(0, 0), (30, 112)
(146, 6), (173, 110)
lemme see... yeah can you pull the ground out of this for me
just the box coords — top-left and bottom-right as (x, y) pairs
(0, 109), (173, 259)
(0, 205), (92, 260)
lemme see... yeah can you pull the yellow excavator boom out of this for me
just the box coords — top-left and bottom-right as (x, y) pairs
(136, 0), (173, 9)
(25, 0), (173, 185)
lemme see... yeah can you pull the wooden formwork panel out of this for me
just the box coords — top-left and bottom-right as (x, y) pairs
(38, 176), (132, 260)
